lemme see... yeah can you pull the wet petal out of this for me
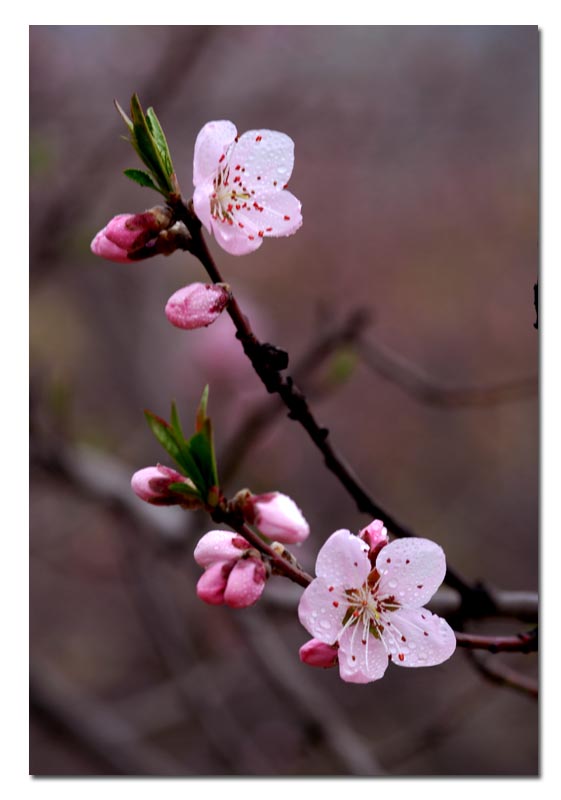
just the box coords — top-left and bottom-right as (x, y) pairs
(224, 558), (267, 608)
(193, 120), (237, 186)
(194, 530), (249, 569)
(298, 577), (347, 644)
(234, 190), (302, 239)
(375, 538), (446, 607)
(338, 625), (389, 684)
(232, 129), (295, 193)
(315, 529), (371, 586)
(211, 216), (263, 256)
(382, 607), (456, 668)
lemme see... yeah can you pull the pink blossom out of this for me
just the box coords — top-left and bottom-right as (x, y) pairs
(246, 492), (310, 544)
(192, 120), (302, 255)
(298, 529), (456, 684)
(165, 282), (230, 330)
(131, 465), (199, 507)
(358, 519), (389, 558)
(194, 530), (267, 608)
(299, 639), (339, 669)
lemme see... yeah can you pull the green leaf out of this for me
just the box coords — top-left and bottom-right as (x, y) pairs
(129, 94), (172, 195)
(168, 482), (202, 500)
(170, 400), (185, 441)
(144, 410), (205, 489)
(123, 168), (163, 194)
(188, 431), (218, 494)
(114, 99), (133, 132)
(195, 385), (210, 433)
(146, 107), (174, 178)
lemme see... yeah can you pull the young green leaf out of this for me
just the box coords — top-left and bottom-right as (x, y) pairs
(170, 400), (185, 441)
(196, 385), (210, 433)
(188, 431), (218, 494)
(167, 482), (202, 500)
(129, 94), (172, 195)
(146, 107), (174, 178)
(123, 168), (163, 194)
(144, 410), (205, 489)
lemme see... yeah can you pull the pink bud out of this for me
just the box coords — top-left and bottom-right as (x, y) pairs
(224, 557), (267, 608)
(299, 639), (339, 669)
(91, 228), (133, 263)
(196, 561), (231, 605)
(358, 519), (389, 558)
(131, 465), (192, 506)
(249, 492), (310, 544)
(165, 283), (230, 330)
(194, 530), (251, 569)
(103, 213), (161, 251)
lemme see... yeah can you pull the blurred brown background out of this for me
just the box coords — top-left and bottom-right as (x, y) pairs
(30, 25), (538, 776)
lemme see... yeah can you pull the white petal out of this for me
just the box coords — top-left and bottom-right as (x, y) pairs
(315, 529), (371, 586)
(231, 129), (295, 193)
(193, 120), (237, 186)
(338, 625), (389, 684)
(375, 538), (446, 608)
(193, 180), (213, 233)
(382, 607), (456, 668)
(210, 216), (263, 256)
(298, 577), (346, 645)
(234, 190), (302, 239)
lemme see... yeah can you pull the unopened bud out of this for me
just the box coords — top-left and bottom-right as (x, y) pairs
(131, 464), (197, 506)
(196, 561), (230, 605)
(246, 492), (310, 544)
(194, 530), (251, 569)
(299, 639), (339, 669)
(91, 208), (172, 262)
(223, 557), (267, 608)
(358, 519), (389, 559)
(165, 283), (230, 330)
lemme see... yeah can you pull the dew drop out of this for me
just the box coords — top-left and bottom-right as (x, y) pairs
(388, 579), (398, 589)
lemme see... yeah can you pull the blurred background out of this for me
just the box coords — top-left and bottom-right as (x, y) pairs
(29, 25), (538, 776)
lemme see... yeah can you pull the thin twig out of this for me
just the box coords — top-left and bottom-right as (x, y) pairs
(455, 628), (538, 653)
(466, 650), (538, 698)
(357, 338), (537, 408)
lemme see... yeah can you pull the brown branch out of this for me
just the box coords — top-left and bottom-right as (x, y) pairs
(357, 338), (537, 408)
(466, 650), (538, 698)
(173, 200), (488, 611)
(455, 628), (538, 653)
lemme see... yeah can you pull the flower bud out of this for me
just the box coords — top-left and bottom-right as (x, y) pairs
(165, 283), (230, 330)
(223, 557), (267, 608)
(131, 464), (197, 506)
(196, 561), (230, 605)
(358, 519), (389, 559)
(194, 530), (251, 569)
(91, 208), (172, 262)
(299, 639), (339, 669)
(247, 492), (310, 544)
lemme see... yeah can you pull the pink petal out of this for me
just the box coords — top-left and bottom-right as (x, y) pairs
(382, 607), (456, 668)
(196, 561), (229, 605)
(194, 530), (249, 569)
(375, 538), (446, 608)
(211, 217), (263, 256)
(193, 120), (237, 186)
(231, 129), (295, 193)
(297, 577), (347, 644)
(315, 529), (371, 587)
(299, 639), (339, 669)
(224, 558), (267, 608)
(193, 181), (214, 233)
(234, 190), (302, 239)
(90, 230), (132, 263)
(338, 625), (389, 684)
(165, 283), (230, 330)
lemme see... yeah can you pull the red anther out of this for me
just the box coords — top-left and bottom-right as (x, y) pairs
(401, 636), (406, 642)
(332, 601), (339, 608)
(406, 559), (410, 564)
(284, 215), (291, 220)
(386, 558), (391, 563)
(236, 204), (241, 210)
(257, 176), (261, 180)
(235, 165), (241, 170)
(417, 584), (423, 589)
(273, 181), (278, 186)
(266, 227), (273, 232)
(423, 631), (429, 637)
(398, 653), (405, 662)
(238, 223), (244, 228)
(219, 154), (225, 163)
(258, 231), (264, 237)
(256, 135), (262, 142)
(248, 235), (255, 240)
(328, 586), (334, 592)
(227, 204), (233, 212)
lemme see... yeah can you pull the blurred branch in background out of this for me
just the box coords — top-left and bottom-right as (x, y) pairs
(465, 650), (539, 699)
(357, 338), (537, 409)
